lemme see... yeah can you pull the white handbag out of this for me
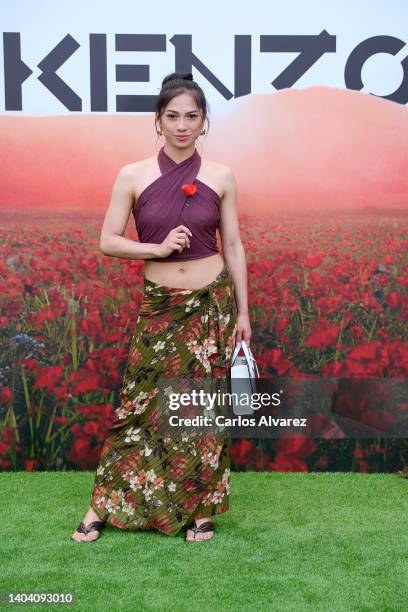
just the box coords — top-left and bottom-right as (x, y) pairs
(230, 340), (260, 415)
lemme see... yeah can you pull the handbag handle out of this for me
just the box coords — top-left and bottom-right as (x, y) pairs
(231, 340), (260, 377)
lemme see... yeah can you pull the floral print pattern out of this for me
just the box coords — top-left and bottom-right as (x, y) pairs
(90, 264), (237, 536)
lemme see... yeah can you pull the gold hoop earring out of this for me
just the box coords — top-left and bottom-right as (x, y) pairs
(200, 128), (206, 135)
(156, 127), (163, 136)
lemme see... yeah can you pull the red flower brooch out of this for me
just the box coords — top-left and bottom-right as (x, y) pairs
(182, 183), (197, 197)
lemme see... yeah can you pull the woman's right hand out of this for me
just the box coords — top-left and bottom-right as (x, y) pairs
(156, 225), (193, 258)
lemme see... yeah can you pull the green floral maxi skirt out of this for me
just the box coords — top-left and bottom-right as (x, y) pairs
(90, 263), (238, 536)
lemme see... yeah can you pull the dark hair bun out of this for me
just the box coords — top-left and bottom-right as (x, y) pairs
(162, 72), (194, 87)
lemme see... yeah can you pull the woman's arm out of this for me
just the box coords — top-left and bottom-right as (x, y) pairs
(218, 167), (252, 346)
(99, 165), (162, 260)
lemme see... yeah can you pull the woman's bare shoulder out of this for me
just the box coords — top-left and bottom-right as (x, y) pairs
(117, 156), (158, 197)
(122, 155), (156, 176)
(202, 156), (231, 173)
(201, 157), (234, 200)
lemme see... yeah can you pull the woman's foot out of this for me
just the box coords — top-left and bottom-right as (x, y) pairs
(186, 517), (214, 542)
(70, 507), (105, 543)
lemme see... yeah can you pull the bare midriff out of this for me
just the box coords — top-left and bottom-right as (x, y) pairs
(144, 253), (225, 289)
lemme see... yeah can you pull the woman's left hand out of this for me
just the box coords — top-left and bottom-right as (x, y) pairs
(234, 312), (252, 348)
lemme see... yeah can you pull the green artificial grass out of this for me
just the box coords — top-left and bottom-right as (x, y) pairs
(0, 472), (407, 611)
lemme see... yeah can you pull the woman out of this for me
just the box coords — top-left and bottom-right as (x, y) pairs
(70, 72), (251, 543)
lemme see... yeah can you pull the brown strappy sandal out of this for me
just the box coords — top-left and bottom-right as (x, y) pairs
(70, 520), (105, 542)
(185, 520), (215, 542)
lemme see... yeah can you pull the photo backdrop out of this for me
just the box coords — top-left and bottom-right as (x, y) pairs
(1, 0), (408, 472)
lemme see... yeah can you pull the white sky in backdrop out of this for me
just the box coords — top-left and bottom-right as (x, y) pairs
(1, 0), (407, 115)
